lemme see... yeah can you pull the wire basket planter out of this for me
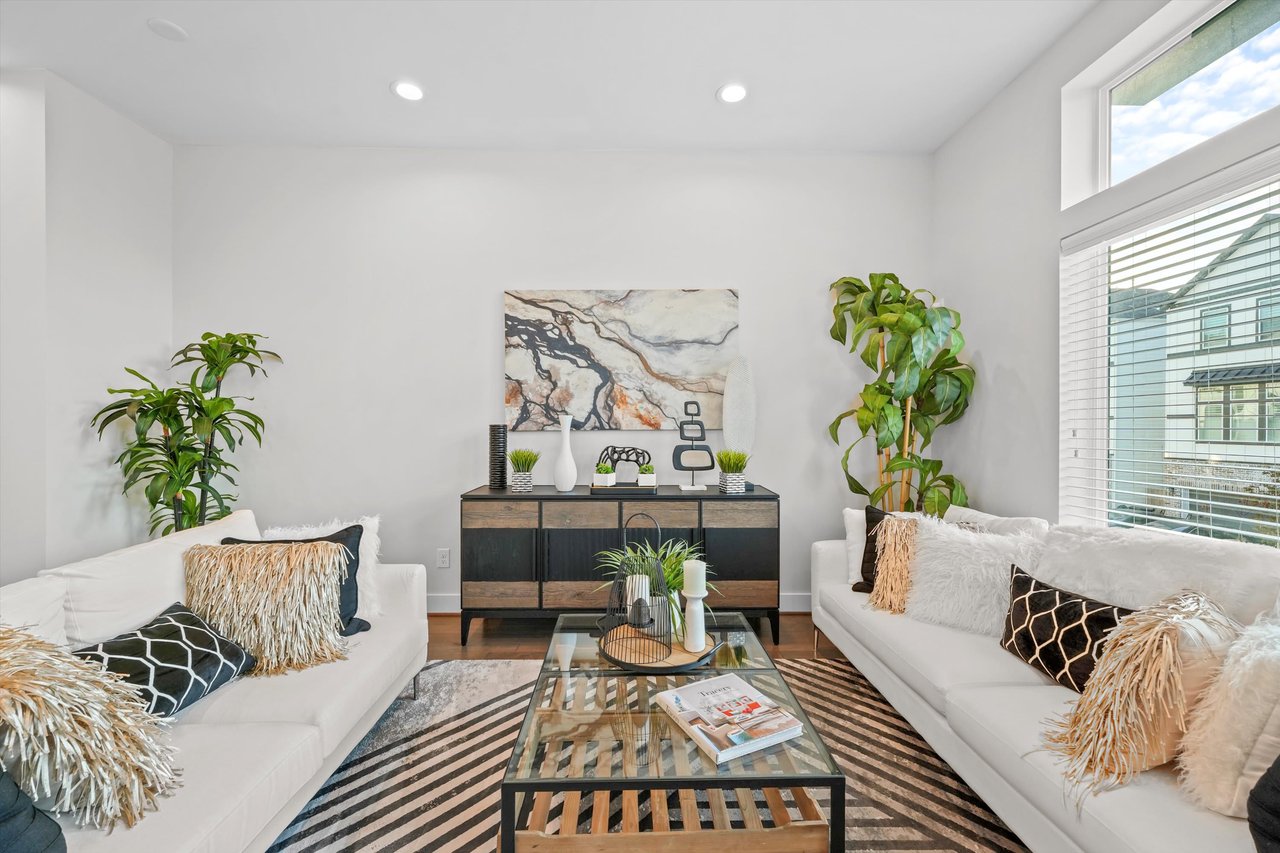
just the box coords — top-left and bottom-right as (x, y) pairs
(597, 513), (674, 667)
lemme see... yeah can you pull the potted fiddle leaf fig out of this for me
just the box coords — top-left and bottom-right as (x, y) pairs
(828, 273), (974, 516)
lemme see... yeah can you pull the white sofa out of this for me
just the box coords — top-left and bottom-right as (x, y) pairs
(811, 505), (1278, 853)
(0, 510), (429, 853)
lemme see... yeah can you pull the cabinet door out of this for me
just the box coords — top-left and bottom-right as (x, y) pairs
(461, 501), (539, 609)
(701, 499), (779, 610)
(541, 528), (619, 609)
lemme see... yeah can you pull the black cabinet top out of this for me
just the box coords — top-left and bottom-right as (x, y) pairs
(462, 485), (777, 500)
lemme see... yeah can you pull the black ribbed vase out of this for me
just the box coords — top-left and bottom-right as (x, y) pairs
(488, 424), (508, 489)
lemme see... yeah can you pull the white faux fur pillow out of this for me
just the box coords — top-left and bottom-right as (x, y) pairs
(1180, 615), (1280, 817)
(904, 516), (1044, 636)
(265, 516), (382, 619)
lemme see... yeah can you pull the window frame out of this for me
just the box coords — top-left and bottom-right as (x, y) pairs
(1194, 381), (1277, 444)
(1258, 295), (1280, 341)
(1199, 305), (1232, 349)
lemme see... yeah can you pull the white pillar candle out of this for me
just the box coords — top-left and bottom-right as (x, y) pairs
(683, 560), (707, 597)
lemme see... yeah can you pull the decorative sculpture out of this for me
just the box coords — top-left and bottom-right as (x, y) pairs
(672, 401), (715, 491)
(597, 446), (653, 484)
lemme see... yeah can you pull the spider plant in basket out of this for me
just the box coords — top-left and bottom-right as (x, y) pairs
(596, 539), (716, 641)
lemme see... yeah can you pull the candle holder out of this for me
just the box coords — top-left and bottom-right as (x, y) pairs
(682, 588), (707, 654)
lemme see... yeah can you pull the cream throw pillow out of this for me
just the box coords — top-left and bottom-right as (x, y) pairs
(0, 625), (179, 828)
(1045, 591), (1241, 793)
(184, 541), (350, 676)
(1179, 615), (1280, 817)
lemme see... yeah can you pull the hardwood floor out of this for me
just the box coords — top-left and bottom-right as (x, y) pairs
(427, 612), (844, 661)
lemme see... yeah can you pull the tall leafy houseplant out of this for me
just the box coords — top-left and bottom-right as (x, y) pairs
(91, 333), (280, 535)
(828, 274), (975, 515)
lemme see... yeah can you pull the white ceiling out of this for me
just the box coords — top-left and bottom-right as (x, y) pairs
(0, 0), (1097, 152)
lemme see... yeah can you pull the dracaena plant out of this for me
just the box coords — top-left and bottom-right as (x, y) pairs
(828, 274), (974, 516)
(91, 332), (280, 535)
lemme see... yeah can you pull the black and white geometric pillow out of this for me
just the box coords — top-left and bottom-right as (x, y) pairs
(75, 603), (256, 716)
(1001, 566), (1133, 693)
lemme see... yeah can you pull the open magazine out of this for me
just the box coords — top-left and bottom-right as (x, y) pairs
(655, 673), (803, 764)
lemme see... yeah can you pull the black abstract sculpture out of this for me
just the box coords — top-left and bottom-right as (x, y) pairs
(672, 401), (715, 491)
(597, 446), (653, 484)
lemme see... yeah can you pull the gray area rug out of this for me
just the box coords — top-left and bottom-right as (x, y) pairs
(270, 658), (1026, 852)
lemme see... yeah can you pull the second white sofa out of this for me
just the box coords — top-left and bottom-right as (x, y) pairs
(811, 505), (1278, 853)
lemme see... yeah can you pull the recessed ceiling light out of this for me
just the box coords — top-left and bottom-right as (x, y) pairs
(146, 18), (189, 42)
(716, 83), (747, 104)
(391, 80), (424, 101)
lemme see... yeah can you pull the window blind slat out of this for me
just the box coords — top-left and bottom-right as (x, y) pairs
(1060, 177), (1280, 547)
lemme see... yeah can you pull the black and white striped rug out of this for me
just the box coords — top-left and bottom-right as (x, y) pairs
(270, 658), (1026, 852)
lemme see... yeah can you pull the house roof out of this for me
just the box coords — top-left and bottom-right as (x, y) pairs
(1184, 362), (1280, 387)
(1164, 212), (1280, 310)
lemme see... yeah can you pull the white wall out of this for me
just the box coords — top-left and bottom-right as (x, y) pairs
(0, 72), (172, 583)
(173, 147), (933, 611)
(0, 70), (48, 584)
(929, 0), (1164, 521)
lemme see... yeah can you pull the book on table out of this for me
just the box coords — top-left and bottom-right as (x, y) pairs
(655, 673), (803, 764)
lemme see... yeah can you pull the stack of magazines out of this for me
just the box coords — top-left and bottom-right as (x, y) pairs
(655, 673), (803, 763)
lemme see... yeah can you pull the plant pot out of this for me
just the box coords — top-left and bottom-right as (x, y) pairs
(593, 473), (616, 487)
(637, 473), (657, 487)
(719, 472), (746, 494)
(510, 471), (534, 493)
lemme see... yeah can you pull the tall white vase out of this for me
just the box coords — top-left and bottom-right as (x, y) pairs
(553, 414), (577, 492)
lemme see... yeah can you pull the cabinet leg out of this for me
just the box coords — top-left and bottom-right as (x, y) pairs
(769, 609), (780, 645)
(461, 613), (473, 646)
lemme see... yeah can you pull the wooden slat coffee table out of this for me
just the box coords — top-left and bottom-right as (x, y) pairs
(499, 612), (844, 852)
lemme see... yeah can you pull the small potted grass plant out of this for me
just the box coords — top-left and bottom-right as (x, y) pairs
(637, 463), (657, 488)
(594, 463), (615, 487)
(508, 449), (540, 492)
(716, 449), (749, 494)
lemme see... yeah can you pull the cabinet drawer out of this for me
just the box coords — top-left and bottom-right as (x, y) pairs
(622, 501), (699, 528)
(462, 501), (539, 528)
(706, 580), (778, 608)
(462, 581), (539, 608)
(701, 501), (777, 529)
(543, 501), (619, 529)
(542, 581), (611, 609)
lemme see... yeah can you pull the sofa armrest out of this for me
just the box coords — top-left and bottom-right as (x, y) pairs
(811, 540), (848, 603)
(374, 563), (428, 622)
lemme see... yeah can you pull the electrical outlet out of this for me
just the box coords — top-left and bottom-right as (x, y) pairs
(436, 548), (450, 569)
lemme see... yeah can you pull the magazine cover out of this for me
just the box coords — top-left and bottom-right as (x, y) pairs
(656, 673), (803, 763)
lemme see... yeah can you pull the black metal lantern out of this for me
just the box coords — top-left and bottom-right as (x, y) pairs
(597, 513), (673, 668)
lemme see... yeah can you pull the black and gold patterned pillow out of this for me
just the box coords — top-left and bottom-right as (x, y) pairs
(1001, 566), (1133, 692)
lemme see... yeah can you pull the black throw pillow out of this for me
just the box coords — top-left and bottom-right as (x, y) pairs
(75, 603), (255, 717)
(223, 524), (370, 637)
(852, 506), (889, 594)
(1250, 753), (1280, 853)
(0, 769), (64, 853)
(1001, 565), (1133, 693)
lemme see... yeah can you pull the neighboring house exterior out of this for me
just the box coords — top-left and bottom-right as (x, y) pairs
(1108, 213), (1279, 545)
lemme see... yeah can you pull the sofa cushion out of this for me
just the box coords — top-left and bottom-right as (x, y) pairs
(174, 615), (426, 754)
(39, 511), (260, 647)
(944, 505), (1051, 537)
(819, 582), (1053, 713)
(946, 684), (1252, 853)
(58, 721), (321, 853)
(1035, 526), (1280, 626)
(0, 576), (68, 647)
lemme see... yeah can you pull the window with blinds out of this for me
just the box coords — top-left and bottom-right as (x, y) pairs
(1060, 179), (1280, 546)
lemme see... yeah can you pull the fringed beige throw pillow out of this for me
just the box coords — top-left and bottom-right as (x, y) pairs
(868, 515), (917, 614)
(0, 625), (180, 829)
(1045, 591), (1241, 794)
(184, 541), (350, 676)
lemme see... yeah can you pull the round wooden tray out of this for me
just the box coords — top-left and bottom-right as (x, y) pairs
(597, 624), (722, 674)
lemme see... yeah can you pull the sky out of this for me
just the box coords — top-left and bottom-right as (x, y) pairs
(1111, 21), (1280, 184)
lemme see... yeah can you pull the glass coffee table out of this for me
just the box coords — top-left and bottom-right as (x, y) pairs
(499, 612), (845, 852)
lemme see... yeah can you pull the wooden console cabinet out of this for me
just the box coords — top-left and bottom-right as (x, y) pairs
(459, 485), (780, 644)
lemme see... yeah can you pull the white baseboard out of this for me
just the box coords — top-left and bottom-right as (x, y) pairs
(780, 592), (811, 613)
(427, 592), (461, 613)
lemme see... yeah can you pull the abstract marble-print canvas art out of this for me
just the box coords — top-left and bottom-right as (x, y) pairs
(505, 289), (739, 430)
